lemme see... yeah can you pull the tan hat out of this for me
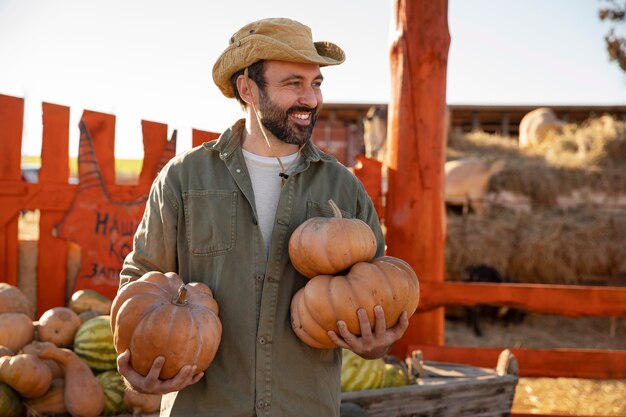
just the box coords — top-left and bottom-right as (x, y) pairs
(212, 17), (346, 98)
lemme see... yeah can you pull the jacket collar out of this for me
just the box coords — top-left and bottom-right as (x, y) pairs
(204, 119), (324, 162)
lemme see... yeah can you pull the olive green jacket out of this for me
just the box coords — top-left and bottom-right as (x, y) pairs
(120, 119), (385, 417)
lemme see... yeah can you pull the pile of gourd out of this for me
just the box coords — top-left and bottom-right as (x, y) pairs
(0, 282), (161, 417)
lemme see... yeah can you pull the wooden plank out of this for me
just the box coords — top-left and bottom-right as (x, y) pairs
(192, 128), (219, 148)
(409, 345), (626, 379)
(38, 102), (72, 314)
(0, 94), (24, 284)
(417, 282), (626, 316)
(353, 155), (384, 220)
(342, 374), (517, 417)
(81, 110), (116, 186)
(138, 120), (168, 186)
(386, 0), (450, 355)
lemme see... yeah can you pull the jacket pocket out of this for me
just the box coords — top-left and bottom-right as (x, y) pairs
(183, 190), (237, 256)
(306, 200), (354, 220)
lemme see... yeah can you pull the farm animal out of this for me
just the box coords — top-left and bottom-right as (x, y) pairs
(518, 107), (565, 149)
(462, 264), (526, 337)
(444, 158), (505, 216)
(363, 105), (388, 164)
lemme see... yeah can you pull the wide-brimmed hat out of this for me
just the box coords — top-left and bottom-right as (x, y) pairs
(212, 17), (346, 98)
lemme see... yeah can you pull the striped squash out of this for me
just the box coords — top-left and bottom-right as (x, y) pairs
(73, 315), (118, 371)
(340, 349), (385, 392)
(96, 370), (127, 415)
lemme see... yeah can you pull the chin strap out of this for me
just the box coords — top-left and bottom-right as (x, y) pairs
(244, 67), (304, 185)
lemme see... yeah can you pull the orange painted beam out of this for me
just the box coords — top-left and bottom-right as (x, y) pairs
(38, 102), (71, 314)
(418, 282), (626, 316)
(0, 94), (24, 285)
(353, 155), (384, 220)
(192, 128), (220, 148)
(386, 0), (450, 354)
(409, 345), (626, 379)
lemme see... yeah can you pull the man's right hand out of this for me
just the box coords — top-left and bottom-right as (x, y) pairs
(117, 349), (204, 395)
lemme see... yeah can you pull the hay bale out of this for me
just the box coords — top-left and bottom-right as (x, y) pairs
(445, 208), (626, 284)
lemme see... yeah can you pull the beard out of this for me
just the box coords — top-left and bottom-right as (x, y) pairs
(257, 90), (320, 146)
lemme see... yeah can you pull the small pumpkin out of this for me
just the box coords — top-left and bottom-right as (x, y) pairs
(37, 306), (82, 347)
(0, 312), (34, 352)
(288, 199), (377, 278)
(291, 256), (420, 348)
(0, 353), (53, 398)
(111, 271), (222, 380)
(69, 289), (112, 315)
(0, 283), (35, 318)
(24, 378), (67, 416)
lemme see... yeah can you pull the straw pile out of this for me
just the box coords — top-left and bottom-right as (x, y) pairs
(445, 114), (626, 284)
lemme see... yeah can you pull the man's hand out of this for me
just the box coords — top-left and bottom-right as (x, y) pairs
(327, 305), (409, 359)
(117, 349), (204, 395)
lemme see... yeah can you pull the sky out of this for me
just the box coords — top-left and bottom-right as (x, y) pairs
(1, 0), (625, 159)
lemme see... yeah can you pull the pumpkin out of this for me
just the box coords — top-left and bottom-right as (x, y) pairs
(73, 315), (118, 371)
(0, 353), (53, 398)
(111, 271), (222, 380)
(37, 306), (82, 347)
(0, 382), (23, 417)
(0, 283), (35, 318)
(124, 389), (162, 415)
(20, 342), (64, 379)
(96, 370), (127, 415)
(340, 349), (385, 392)
(0, 312), (34, 352)
(24, 378), (67, 416)
(288, 199), (377, 278)
(32, 341), (105, 417)
(69, 289), (112, 315)
(291, 256), (420, 348)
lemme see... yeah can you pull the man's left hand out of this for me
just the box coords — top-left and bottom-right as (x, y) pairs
(327, 305), (409, 359)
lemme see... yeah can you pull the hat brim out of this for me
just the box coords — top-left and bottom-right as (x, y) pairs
(212, 35), (345, 98)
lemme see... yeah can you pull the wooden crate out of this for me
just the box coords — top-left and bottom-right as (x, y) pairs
(341, 350), (518, 417)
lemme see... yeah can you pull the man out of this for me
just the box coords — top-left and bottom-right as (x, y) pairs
(117, 17), (410, 417)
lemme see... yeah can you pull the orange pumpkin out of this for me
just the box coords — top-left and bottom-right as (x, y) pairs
(37, 307), (82, 348)
(110, 271), (222, 380)
(0, 283), (35, 319)
(288, 199), (378, 278)
(290, 256), (420, 348)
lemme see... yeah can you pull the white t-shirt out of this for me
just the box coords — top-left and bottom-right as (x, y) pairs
(242, 149), (301, 256)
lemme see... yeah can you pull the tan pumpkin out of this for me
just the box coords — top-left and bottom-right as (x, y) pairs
(37, 307), (82, 348)
(31, 341), (105, 417)
(111, 271), (222, 380)
(288, 199), (378, 278)
(123, 389), (162, 415)
(20, 343), (64, 379)
(290, 256), (420, 348)
(0, 353), (53, 398)
(0, 313), (34, 352)
(24, 378), (67, 416)
(0, 283), (35, 318)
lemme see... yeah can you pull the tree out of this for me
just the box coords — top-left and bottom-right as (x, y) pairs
(600, 0), (626, 71)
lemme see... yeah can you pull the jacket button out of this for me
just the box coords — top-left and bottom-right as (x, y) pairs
(258, 336), (266, 345)
(256, 400), (267, 409)
(256, 274), (264, 282)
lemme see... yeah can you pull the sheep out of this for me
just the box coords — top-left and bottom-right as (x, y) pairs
(518, 107), (565, 149)
(444, 158), (505, 216)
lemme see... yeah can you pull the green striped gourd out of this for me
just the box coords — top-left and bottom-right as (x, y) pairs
(380, 362), (410, 388)
(0, 383), (23, 417)
(73, 315), (118, 371)
(340, 349), (385, 392)
(69, 289), (112, 315)
(96, 370), (127, 415)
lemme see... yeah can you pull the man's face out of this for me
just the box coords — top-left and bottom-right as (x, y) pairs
(256, 61), (324, 146)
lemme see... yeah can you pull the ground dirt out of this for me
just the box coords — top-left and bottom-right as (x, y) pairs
(445, 314), (626, 416)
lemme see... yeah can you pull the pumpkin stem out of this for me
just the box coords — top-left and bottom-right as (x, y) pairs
(172, 285), (188, 306)
(328, 199), (342, 219)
